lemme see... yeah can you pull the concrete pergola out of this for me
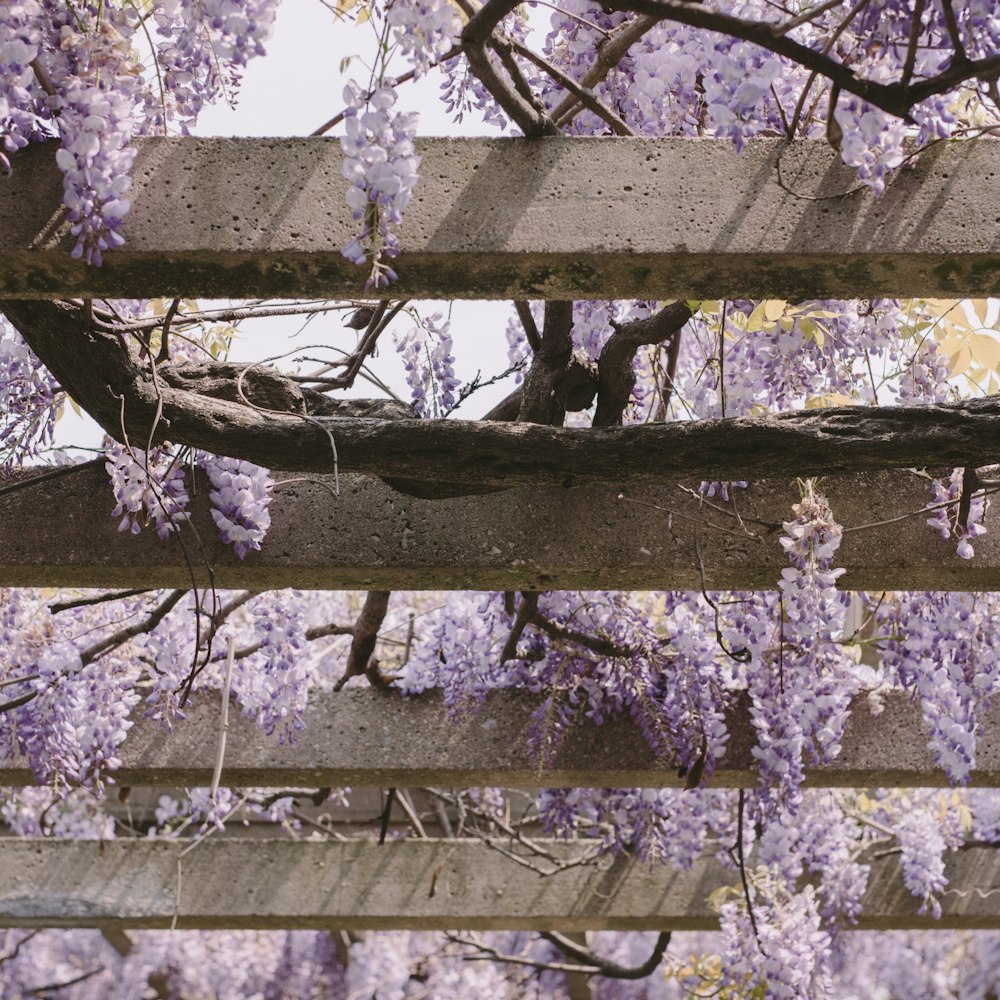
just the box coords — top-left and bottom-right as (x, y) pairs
(2, 136), (999, 933)
(3, 137), (1000, 301)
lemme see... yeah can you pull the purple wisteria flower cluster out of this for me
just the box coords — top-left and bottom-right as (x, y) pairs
(394, 311), (460, 416)
(878, 592), (1000, 785)
(105, 445), (272, 557)
(201, 453), (273, 559)
(105, 443), (191, 538)
(231, 593), (309, 740)
(0, 0), (275, 263)
(926, 468), (989, 560)
(0, 3), (141, 264)
(386, 0), (461, 77)
(340, 83), (421, 287)
(0, 316), (59, 466)
(149, 0), (279, 128)
(0, 590), (141, 789)
(719, 878), (833, 998)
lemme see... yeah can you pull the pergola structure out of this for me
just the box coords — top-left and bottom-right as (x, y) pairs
(3, 135), (1000, 935)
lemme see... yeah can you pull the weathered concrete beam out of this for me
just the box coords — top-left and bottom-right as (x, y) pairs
(0, 838), (993, 930)
(0, 689), (989, 789)
(4, 137), (1000, 299)
(1, 465), (996, 591)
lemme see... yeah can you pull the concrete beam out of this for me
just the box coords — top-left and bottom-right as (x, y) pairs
(0, 690), (990, 789)
(3, 137), (1000, 300)
(1, 465), (996, 591)
(0, 838), (993, 930)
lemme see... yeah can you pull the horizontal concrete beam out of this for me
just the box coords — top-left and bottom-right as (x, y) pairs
(3, 137), (1000, 299)
(1, 465), (996, 591)
(0, 690), (990, 789)
(0, 838), (993, 930)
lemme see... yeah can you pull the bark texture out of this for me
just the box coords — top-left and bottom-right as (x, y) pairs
(6, 299), (1000, 493)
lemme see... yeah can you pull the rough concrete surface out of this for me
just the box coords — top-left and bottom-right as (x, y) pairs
(2, 466), (997, 591)
(0, 689), (987, 789)
(0, 838), (993, 930)
(4, 137), (1000, 299)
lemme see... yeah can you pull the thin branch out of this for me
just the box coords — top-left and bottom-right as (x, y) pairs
(177, 590), (258, 705)
(209, 635), (235, 801)
(378, 787), (398, 846)
(48, 589), (153, 614)
(736, 788), (762, 951)
(155, 297), (181, 365)
(305, 622), (356, 641)
(449, 933), (610, 975)
(464, 42), (560, 135)
(81, 589), (187, 665)
(696, 536), (752, 663)
(445, 359), (527, 416)
(938, 0), (970, 67)
(901, 0), (929, 87)
(542, 929), (671, 980)
(774, 0), (854, 35)
(321, 301), (410, 392)
(514, 301), (542, 353)
(29, 966), (105, 997)
(0, 929), (42, 966)
(91, 301), (350, 334)
(311, 49), (461, 136)
(460, 0), (559, 135)
(500, 591), (540, 662)
(29, 58), (55, 97)
(502, 37), (636, 136)
(395, 789), (429, 839)
(462, 0), (523, 46)
(527, 608), (636, 658)
(551, 15), (659, 126)
(603, 0), (1000, 121)
(957, 465), (978, 531)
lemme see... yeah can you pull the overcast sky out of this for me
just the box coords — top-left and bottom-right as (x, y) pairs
(197, 2), (471, 137)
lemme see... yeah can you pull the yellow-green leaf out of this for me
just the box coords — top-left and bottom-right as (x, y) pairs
(745, 302), (770, 333)
(969, 332), (1000, 372)
(763, 299), (787, 321)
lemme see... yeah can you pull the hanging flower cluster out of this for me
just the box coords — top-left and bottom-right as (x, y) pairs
(340, 83), (421, 287)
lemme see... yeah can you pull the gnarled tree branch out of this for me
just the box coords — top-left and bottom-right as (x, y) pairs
(594, 301), (692, 427)
(7, 300), (1000, 495)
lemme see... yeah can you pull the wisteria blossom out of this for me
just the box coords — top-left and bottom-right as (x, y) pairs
(340, 83), (420, 286)
(202, 454), (273, 558)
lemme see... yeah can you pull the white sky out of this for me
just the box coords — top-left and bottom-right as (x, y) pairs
(196, 1), (473, 137)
